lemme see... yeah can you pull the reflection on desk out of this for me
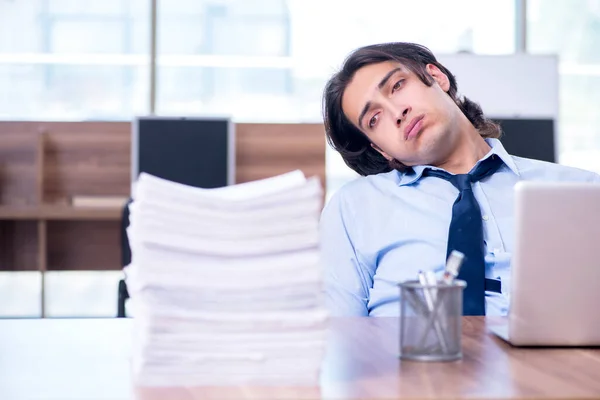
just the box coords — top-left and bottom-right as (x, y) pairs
(0, 317), (599, 399)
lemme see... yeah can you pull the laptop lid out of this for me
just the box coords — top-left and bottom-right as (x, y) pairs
(508, 181), (600, 346)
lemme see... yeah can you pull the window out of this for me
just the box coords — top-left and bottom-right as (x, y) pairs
(0, 0), (150, 120)
(0, 0), (516, 124)
(156, 0), (292, 118)
(528, 0), (600, 173)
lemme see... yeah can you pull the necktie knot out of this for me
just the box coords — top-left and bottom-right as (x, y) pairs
(454, 174), (472, 191)
(422, 155), (503, 191)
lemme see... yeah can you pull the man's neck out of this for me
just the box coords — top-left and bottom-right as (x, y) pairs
(436, 125), (491, 174)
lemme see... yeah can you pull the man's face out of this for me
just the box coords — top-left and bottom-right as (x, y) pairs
(341, 61), (460, 167)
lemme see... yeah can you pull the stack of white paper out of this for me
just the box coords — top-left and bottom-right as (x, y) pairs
(125, 170), (328, 386)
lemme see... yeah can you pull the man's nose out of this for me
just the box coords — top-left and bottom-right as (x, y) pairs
(395, 106), (411, 127)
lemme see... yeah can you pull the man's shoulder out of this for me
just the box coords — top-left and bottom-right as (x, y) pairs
(512, 155), (600, 182)
(323, 171), (398, 213)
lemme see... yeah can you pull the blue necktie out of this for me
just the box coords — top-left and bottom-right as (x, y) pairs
(423, 155), (504, 315)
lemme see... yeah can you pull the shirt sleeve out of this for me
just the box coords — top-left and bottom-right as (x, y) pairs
(319, 192), (372, 316)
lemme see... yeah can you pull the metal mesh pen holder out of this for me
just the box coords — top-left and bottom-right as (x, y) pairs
(398, 279), (466, 362)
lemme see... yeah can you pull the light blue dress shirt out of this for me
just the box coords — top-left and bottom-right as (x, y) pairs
(320, 138), (600, 317)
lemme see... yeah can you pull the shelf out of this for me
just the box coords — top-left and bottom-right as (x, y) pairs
(47, 220), (121, 271)
(0, 220), (39, 271)
(0, 206), (122, 221)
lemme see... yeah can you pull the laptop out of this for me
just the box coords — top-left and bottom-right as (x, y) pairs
(489, 181), (600, 346)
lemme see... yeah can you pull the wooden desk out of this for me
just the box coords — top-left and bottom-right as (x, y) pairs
(1, 317), (599, 399)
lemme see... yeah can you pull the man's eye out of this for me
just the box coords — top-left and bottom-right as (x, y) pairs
(368, 114), (379, 128)
(392, 79), (404, 93)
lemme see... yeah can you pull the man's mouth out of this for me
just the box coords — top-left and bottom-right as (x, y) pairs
(404, 115), (425, 140)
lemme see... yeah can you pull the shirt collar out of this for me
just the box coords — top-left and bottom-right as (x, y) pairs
(397, 138), (520, 187)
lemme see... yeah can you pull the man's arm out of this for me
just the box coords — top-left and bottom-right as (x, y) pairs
(319, 192), (372, 316)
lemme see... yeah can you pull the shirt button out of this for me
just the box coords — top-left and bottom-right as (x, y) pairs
(482, 215), (489, 221)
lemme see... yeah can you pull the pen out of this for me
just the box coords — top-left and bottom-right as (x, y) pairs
(442, 250), (465, 285)
(418, 270), (448, 354)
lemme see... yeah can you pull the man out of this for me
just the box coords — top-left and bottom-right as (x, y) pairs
(320, 42), (600, 317)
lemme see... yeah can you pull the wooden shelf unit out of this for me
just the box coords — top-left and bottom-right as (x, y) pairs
(0, 121), (326, 316)
(0, 124), (129, 316)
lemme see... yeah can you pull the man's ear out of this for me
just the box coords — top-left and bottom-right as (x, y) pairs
(425, 64), (451, 92)
(371, 143), (392, 161)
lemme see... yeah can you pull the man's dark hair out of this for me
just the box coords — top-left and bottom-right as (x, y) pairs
(322, 42), (501, 176)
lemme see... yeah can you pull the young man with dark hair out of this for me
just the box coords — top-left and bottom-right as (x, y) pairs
(320, 42), (600, 317)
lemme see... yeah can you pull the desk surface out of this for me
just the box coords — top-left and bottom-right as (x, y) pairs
(1, 317), (599, 399)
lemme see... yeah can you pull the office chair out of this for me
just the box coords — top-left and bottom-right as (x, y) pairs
(117, 198), (133, 318)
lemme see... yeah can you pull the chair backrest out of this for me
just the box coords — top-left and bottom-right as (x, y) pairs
(121, 198), (133, 267)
